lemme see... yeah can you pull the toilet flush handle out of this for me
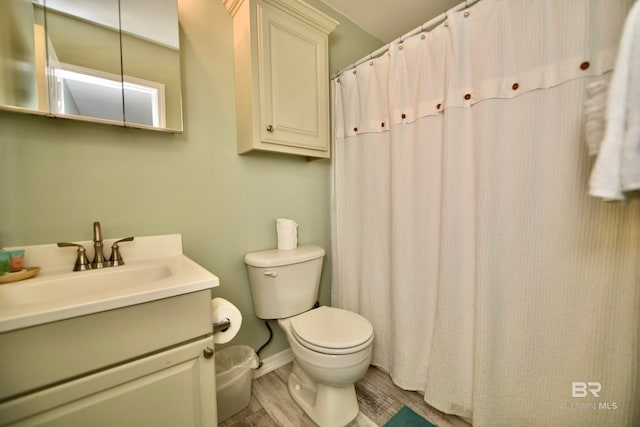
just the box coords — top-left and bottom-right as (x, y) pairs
(264, 271), (277, 277)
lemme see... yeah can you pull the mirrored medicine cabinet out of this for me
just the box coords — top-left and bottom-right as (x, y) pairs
(0, 0), (183, 132)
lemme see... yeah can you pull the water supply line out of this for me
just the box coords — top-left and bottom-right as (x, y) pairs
(255, 320), (273, 369)
(254, 302), (319, 368)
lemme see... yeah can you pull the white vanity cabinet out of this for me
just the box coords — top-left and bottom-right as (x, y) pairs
(0, 290), (217, 426)
(225, 0), (338, 158)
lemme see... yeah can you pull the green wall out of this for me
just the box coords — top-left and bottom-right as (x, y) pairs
(0, 0), (381, 358)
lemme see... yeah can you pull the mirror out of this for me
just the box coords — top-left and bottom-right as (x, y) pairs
(0, 0), (183, 132)
(45, 0), (124, 124)
(121, 0), (182, 130)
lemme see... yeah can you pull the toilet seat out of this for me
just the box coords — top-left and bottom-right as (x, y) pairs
(290, 306), (374, 355)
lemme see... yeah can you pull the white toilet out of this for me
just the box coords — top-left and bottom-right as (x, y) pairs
(244, 245), (374, 426)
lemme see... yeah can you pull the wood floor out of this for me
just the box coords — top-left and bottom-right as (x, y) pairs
(219, 363), (471, 427)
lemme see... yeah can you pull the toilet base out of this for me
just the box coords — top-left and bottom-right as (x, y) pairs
(288, 361), (359, 427)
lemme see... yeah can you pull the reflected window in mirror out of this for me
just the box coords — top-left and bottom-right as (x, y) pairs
(50, 64), (123, 122)
(51, 63), (165, 127)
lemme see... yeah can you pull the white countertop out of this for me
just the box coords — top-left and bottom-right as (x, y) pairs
(0, 234), (219, 333)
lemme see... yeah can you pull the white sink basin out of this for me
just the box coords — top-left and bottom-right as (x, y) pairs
(1, 263), (172, 307)
(0, 234), (219, 333)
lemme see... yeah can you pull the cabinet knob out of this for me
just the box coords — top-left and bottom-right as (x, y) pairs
(266, 124), (273, 132)
(203, 347), (214, 359)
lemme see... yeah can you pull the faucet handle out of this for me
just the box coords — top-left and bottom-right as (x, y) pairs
(109, 237), (134, 267)
(57, 242), (92, 271)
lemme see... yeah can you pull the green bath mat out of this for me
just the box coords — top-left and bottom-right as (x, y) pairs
(383, 406), (436, 427)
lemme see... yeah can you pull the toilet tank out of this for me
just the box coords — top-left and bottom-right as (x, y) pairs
(244, 245), (325, 319)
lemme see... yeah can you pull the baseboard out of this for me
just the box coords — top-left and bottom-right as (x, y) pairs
(252, 348), (293, 379)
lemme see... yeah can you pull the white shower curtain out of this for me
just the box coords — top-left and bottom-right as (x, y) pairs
(331, 0), (640, 426)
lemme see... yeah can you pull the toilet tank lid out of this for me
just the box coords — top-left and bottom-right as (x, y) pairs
(244, 245), (325, 267)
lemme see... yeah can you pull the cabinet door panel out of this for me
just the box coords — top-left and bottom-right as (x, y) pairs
(0, 290), (212, 402)
(258, 2), (329, 152)
(1, 337), (216, 427)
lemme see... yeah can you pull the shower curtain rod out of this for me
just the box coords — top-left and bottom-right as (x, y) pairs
(331, 0), (481, 80)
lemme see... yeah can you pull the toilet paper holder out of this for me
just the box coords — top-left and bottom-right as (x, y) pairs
(213, 318), (231, 334)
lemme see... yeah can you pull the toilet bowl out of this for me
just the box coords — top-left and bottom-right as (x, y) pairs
(244, 246), (374, 426)
(278, 307), (373, 426)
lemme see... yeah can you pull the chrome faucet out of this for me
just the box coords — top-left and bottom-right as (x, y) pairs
(57, 222), (134, 271)
(91, 221), (108, 269)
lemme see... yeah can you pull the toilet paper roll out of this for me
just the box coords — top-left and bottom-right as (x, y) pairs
(276, 218), (298, 250)
(211, 297), (242, 344)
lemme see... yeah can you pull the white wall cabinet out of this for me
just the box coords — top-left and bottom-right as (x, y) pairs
(225, 0), (338, 158)
(0, 290), (217, 426)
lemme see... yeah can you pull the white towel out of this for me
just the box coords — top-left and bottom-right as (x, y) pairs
(621, 12), (640, 194)
(584, 73), (611, 156)
(589, 0), (640, 201)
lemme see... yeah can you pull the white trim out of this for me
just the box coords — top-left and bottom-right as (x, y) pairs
(58, 62), (121, 84)
(223, 0), (338, 34)
(252, 348), (293, 379)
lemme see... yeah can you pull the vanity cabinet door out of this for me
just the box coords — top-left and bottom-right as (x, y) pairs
(0, 337), (217, 427)
(256, 1), (330, 156)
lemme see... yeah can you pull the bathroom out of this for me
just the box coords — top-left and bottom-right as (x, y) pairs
(0, 0), (361, 375)
(1, 0), (639, 426)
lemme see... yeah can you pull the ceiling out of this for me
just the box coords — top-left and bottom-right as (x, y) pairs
(320, 0), (462, 43)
